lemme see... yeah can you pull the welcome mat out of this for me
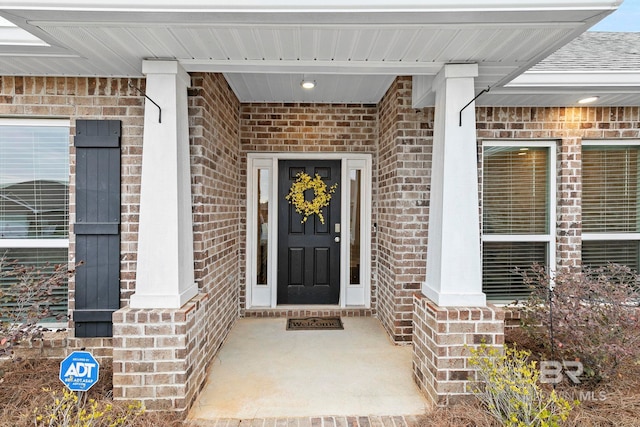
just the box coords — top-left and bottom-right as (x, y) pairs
(286, 316), (344, 331)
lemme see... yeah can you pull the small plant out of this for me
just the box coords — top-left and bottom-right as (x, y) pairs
(0, 255), (75, 357)
(34, 387), (144, 427)
(469, 343), (575, 427)
(520, 263), (640, 382)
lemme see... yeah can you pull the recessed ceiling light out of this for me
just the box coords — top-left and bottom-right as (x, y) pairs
(578, 96), (600, 104)
(301, 79), (316, 90)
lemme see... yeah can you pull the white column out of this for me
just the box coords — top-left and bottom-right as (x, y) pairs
(129, 60), (197, 309)
(423, 63), (486, 307)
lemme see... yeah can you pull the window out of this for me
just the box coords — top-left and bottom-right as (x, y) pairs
(482, 142), (556, 301)
(582, 142), (640, 271)
(0, 120), (69, 320)
(256, 168), (270, 286)
(349, 169), (362, 286)
(246, 157), (274, 308)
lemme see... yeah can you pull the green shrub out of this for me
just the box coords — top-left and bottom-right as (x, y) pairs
(469, 344), (575, 427)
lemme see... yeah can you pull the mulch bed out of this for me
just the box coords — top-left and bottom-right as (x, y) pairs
(2, 332), (640, 427)
(0, 358), (182, 427)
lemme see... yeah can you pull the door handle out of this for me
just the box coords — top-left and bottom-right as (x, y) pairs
(334, 236), (340, 243)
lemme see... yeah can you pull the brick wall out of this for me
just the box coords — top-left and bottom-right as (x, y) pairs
(189, 73), (242, 357)
(377, 77), (432, 342)
(412, 293), (504, 406)
(238, 102), (378, 311)
(239, 103), (377, 152)
(0, 76), (145, 349)
(112, 294), (208, 411)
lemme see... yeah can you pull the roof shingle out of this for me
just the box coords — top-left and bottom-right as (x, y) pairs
(531, 32), (640, 71)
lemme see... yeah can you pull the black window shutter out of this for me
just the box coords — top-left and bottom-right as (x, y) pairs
(73, 120), (121, 338)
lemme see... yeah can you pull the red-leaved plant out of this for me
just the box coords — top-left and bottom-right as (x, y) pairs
(0, 255), (74, 357)
(519, 263), (640, 383)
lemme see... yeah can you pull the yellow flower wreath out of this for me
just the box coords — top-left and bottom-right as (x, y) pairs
(285, 172), (338, 224)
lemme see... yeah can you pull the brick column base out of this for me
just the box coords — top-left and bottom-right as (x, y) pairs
(412, 293), (504, 406)
(112, 293), (209, 412)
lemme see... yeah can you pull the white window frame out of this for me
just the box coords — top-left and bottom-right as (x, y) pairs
(245, 153), (372, 309)
(481, 140), (557, 301)
(0, 119), (70, 326)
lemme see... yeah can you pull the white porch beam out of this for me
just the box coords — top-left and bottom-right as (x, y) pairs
(181, 59), (444, 75)
(423, 63), (486, 307)
(411, 75), (436, 108)
(129, 60), (197, 309)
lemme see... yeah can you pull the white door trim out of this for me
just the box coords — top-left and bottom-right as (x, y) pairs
(245, 152), (372, 309)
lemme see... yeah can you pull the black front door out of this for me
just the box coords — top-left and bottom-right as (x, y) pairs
(278, 160), (341, 304)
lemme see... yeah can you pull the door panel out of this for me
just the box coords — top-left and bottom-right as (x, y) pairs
(288, 248), (304, 286)
(314, 248), (330, 285)
(278, 160), (341, 304)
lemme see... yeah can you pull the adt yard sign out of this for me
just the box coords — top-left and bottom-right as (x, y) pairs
(59, 351), (100, 391)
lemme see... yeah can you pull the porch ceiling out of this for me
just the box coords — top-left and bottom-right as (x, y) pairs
(0, 1), (621, 106)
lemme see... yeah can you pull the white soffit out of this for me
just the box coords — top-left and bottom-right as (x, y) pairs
(0, 0), (622, 104)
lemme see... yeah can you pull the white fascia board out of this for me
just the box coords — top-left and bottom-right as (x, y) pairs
(1, 0), (622, 12)
(508, 70), (640, 88)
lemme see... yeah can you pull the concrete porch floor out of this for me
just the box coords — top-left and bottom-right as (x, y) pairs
(188, 317), (431, 421)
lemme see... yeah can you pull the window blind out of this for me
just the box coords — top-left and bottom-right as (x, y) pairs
(582, 240), (640, 271)
(483, 147), (549, 235)
(0, 126), (69, 239)
(583, 147), (640, 233)
(482, 242), (547, 301)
